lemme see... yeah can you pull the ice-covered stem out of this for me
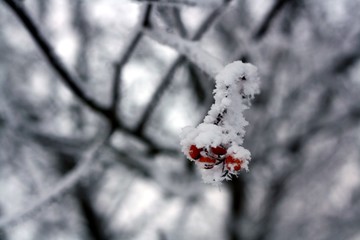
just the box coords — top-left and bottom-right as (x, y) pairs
(145, 29), (224, 77)
(180, 61), (260, 183)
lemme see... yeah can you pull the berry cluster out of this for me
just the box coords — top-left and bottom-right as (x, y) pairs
(188, 144), (243, 177)
(180, 61), (259, 183)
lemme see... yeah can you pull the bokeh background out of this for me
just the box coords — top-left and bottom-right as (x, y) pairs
(1, 0), (360, 239)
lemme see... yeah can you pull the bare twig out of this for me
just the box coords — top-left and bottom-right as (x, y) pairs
(110, 5), (152, 125)
(2, 0), (109, 116)
(157, 7), (207, 103)
(231, 0), (295, 62)
(171, 7), (188, 37)
(76, 186), (108, 240)
(253, 0), (294, 40)
(72, 1), (91, 81)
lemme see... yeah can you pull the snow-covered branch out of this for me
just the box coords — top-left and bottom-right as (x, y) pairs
(145, 29), (224, 77)
(181, 61), (260, 183)
(2, 0), (109, 115)
(144, 23), (260, 183)
(135, 1), (232, 133)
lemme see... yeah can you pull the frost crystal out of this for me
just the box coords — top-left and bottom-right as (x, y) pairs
(180, 61), (260, 183)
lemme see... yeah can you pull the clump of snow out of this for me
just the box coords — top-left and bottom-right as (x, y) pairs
(180, 61), (260, 183)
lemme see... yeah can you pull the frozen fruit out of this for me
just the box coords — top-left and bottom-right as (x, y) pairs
(199, 156), (216, 169)
(225, 155), (243, 172)
(211, 146), (227, 155)
(189, 145), (201, 159)
(199, 156), (216, 164)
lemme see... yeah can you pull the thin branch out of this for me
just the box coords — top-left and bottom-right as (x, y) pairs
(172, 7), (208, 104)
(25, 131), (97, 155)
(114, 33), (142, 71)
(253, 0), (294, 40)
(135, 1), (232, 133)
(107, 145), (154, 178)
(134, 59), (194, 135)
(171, 7), (188, 37)
(331, 48), (360, 74)
(158, 7), (207, 103)
(2, 0), (109, 116)
(72, 0), (91, 81)
(192, 0), (232, 41)
(142, 4), (153, 29)
(230, 0), (294, 62)
(76, 187), (108, 240)
(110, 5), (152, 125)
(186, 62), (208, 104)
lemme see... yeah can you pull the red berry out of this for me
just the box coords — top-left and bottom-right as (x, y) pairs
(211, 146), (227, 155)
(189, 145), (201, 159)
(199, 156), (216, 169)
(199, 156), (216, 164)
(225, 155), (243, 172)
(233, 164), (241, 172)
